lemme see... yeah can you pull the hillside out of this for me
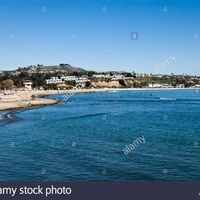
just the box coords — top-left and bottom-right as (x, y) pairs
(2, 64), (87, 75)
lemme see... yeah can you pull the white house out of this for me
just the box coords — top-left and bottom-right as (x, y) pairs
(23, 80), (33, 90)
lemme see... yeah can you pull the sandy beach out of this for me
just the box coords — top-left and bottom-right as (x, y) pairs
(0, 91), (57, 112)
(0, 88), (109, 113)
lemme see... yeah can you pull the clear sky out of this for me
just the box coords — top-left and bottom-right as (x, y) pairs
(0, 0), (200, 75)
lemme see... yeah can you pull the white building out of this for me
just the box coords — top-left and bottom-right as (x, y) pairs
(23, 80), (33, 90)
(93, 74), (111, 79)
(61, 76), (77, 81)
(45, 76), (90, 84)
(148, 83), (173, 88)
(193, 84), (200, 88)
(76, 77), (90, 83)
(111, 75), (124, 80)
(46, 77), (63, 84)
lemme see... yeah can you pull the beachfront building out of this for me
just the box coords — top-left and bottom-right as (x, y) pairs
(92, 74), (112, 79)
(193, 84), (200, 88)
(111, 75), (124, 80)
(23, 80), (33, 90)
(148, 83), (173, 88)
(76, 77), (90, 83)
(61, 76), (77, 81)
(45, 75), (90, 84)
(46, 77), (63, 84)
(92, 74), (133, 80)
(176, 84), (185, 88)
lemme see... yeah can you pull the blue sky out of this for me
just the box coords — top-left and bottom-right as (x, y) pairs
(0, 0), (200, 75)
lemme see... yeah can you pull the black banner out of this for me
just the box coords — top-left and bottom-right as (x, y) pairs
(0, 182), (199, 200)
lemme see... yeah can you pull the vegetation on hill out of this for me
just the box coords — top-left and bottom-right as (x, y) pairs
(0, 64), (199, 90)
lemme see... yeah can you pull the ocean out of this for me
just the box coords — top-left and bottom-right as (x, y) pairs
(0, 89), (200, 181)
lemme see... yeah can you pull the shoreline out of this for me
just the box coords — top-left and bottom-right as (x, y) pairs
(0, 87), (196, 126)
(0, 87), (196, 113)
(0, 110), (21, 126)
(0, 105), (52, 126)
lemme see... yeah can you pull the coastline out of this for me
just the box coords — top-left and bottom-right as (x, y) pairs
(0, 110), (21, 126)
(0, 105), (54, 126)
(0, 87), (195, 113)
(0, 87), (195, 126)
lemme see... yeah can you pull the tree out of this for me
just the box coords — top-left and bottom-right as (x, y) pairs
(1, 79), (14, 89)
(19, 72), (29, 79)
(85, 81), (91, 88)
(72, 71), (80, 76)
(125, 73), (133, 77)
(119, 79), (127, 87)
(110, 72), (114, 76)
(132, 71), (136, 78)
(87, 71), (96, 77)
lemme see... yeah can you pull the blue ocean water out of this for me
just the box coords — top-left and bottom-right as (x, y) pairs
(0, 89), (200, 181)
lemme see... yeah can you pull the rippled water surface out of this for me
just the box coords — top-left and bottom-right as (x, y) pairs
(0, 89), (199, 181)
